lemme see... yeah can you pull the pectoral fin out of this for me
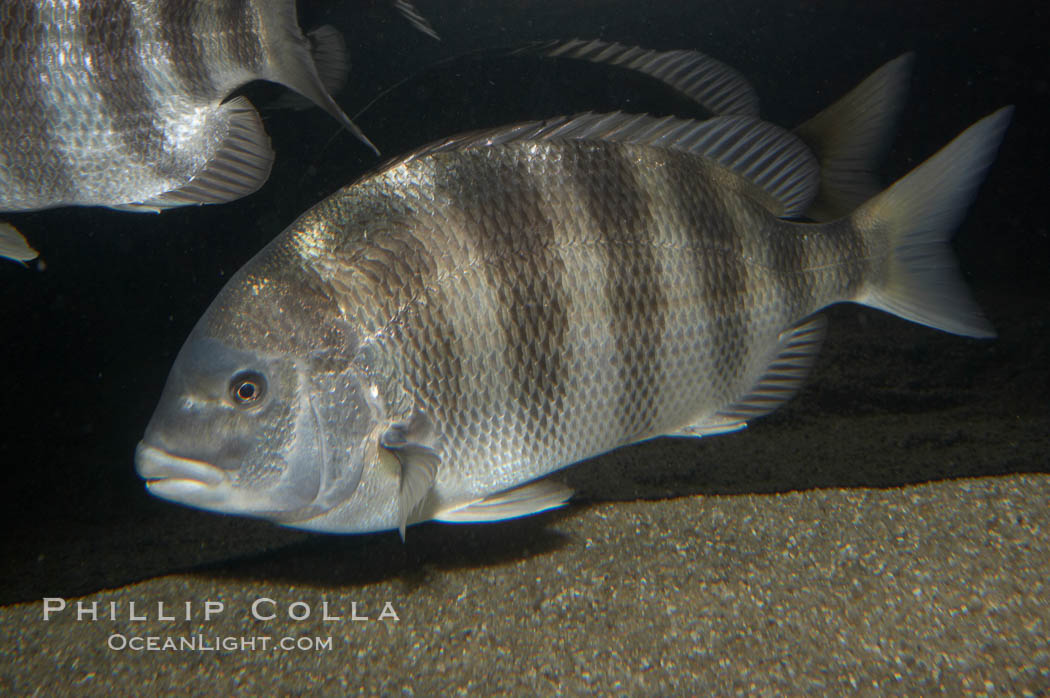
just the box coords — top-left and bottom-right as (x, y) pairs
(435, 479), (572, 523)
(380, 412), (441, 540)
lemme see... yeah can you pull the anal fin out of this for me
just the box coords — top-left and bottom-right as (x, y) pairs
(116, 96), (274, 211)
(716, 314), (827, 423)
(435, 479), (572, 524)
(667, 314), (823, 436)
(671, 314), (827, 437)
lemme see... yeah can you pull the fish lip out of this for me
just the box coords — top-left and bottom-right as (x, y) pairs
(134, 442), (226, 487)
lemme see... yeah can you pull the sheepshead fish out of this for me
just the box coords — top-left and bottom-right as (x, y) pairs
(0, 0), (373, 213)
(135, 96), (1011, 537)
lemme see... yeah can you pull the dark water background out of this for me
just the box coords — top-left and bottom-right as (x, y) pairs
(0, 0), (1046, 602)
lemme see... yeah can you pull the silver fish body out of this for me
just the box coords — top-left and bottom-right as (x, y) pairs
(0, 0), (370, 213)
(136, 104), (1011, 536)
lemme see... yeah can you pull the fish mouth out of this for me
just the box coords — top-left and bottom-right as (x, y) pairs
(134, 442), (228, 504)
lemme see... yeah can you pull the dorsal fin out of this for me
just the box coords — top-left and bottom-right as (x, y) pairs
(397, 112), (820, 218)
(530, 38), (759, 117)
(794, 53), (914, 220)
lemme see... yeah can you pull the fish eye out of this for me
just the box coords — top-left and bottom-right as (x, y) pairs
(229, 371), (267, 407)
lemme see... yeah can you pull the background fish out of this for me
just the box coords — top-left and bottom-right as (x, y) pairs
(0, 0), (374, 214)
(135, 98), (1011, 537)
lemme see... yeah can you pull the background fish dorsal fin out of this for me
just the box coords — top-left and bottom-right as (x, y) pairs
(713, 314), (828, 424)
(794, 53), (914, 221)
(115, 97), (274, 211)
(400, 112), (820, 218)
(528, 38), (759, 117)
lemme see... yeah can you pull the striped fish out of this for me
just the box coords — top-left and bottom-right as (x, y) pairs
(0, 0), (374, 214)
(135, 97), (1011, 537)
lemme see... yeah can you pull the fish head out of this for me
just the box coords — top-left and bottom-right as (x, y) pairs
(135, 254), (384, 526)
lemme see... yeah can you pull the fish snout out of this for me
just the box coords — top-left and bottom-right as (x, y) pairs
(135, 442), (230, 506)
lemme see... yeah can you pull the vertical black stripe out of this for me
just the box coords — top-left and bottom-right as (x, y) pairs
(573, 142), (667, 441)
(81, 0), (169, 170)
(665, 153), (751, 400)
(217, 0), (263, 72)
(366, 225), (468, 427)
(431, 149), (571, 435)
(158, 0), (215, 98)
(772, 221), (819, 317)
(0, 0), (76, 205)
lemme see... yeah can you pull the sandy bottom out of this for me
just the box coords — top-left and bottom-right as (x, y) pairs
(2, 295), (1048, 695)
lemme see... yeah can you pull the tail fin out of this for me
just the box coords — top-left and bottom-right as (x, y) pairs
(258, 1), (378, 154)
(270, 25), (350, 112)
(853, 107), (1013, 338)
(794, 53), (914, 221)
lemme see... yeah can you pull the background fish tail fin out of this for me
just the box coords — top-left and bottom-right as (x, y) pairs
(269, 25), (350, 112)
(257, 1), (378, 154)
(852, 107), (1012, 338)
(794, 53), (914, 221)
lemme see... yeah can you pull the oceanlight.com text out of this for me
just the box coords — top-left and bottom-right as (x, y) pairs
(107, 634), (335, 652)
